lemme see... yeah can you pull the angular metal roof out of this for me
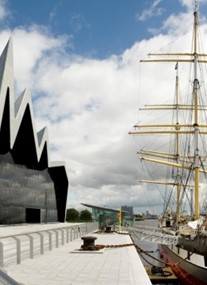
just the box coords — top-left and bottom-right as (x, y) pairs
(0, 38), (69, 222)
(0, 38), (66, 170)
(81, 203), (128, 213)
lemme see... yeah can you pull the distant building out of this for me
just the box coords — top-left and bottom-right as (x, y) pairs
(0, 39), (68, 224)
(121, 206), (134, 226)
(146, 210), (150, 218)
(81, 203), (122, 229)
(121, 206), (133, 215)
(144, 210), (157, 219)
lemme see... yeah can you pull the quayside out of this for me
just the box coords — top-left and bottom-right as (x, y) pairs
(128, 1), (207, 284)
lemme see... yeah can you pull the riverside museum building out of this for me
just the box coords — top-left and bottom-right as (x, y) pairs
(0, 38), (68, 224)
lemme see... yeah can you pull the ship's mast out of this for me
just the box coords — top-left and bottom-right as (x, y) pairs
(129, 0), (207, 221)
(175, 64), (181, 222)
(193, 0), (200, 219)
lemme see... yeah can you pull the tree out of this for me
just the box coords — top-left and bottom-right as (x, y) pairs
(79, 209), (92, 222)
(66, 208), (79, 222)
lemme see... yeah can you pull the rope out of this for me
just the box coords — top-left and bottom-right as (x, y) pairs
(85, 241), (174, 278)
(81, 241), (170, 267)
(81, 243), (134, 251)
(134, 243), (171, 266)
(93, 230), (207, 284)
(114, 232), (203, 284)
(135, 243), (204, 284)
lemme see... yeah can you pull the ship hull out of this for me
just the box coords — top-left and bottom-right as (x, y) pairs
(159, 244), (207, 285)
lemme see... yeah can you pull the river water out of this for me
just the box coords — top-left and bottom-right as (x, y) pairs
(132, 220), (182, 284)
(133, 219), (161, 266)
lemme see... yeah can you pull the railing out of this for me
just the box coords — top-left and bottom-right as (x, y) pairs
(0, 222), (98, 268)
(128, 225), (178, 245)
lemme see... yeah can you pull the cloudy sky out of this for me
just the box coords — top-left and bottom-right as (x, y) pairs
(0, 0), (207, 215)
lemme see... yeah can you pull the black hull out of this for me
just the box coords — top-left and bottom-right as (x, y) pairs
(159, 244), (207, 285)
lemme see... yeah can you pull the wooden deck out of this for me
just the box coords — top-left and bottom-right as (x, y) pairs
(145, 266), (179, 284)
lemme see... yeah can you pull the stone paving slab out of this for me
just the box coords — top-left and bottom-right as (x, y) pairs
(6, 232), (152, 285)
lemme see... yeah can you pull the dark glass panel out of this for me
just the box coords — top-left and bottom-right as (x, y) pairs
(0, 153), (58, 224)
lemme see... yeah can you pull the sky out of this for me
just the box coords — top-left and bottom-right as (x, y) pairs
(0, 0), (207, 215)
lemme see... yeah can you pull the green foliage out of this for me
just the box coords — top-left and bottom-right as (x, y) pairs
(66, 208), (79, 222)
(79, 209), (92, 222)
(66, 208), (92, 222)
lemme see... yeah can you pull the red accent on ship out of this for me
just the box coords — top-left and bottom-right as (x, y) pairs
(159, 245), (207, 285)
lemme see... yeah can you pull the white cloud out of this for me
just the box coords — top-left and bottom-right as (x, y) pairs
(0, 2), (205, 215)
(179, 0), (207, 11)
(0, 0), (8, 21)
(136, 0), (164, 22)
(69, 14), (90, 33)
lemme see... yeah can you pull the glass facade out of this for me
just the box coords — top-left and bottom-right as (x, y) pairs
(0, 153), (58, 224)
(92, 208), (118, 230)
(90, 206), (134, 229)
(121, 206), (134, 227)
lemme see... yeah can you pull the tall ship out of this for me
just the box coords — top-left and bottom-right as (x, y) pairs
(129, 1), (207, 284)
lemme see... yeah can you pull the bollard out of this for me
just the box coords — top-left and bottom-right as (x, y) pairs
(81, 236), (97, 250)
(105, 226), (112, 233)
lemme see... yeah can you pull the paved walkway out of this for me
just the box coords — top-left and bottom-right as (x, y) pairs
(5, 231), (152, 285)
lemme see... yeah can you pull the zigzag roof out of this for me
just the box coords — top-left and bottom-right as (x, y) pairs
(0, 38), (65, 171)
